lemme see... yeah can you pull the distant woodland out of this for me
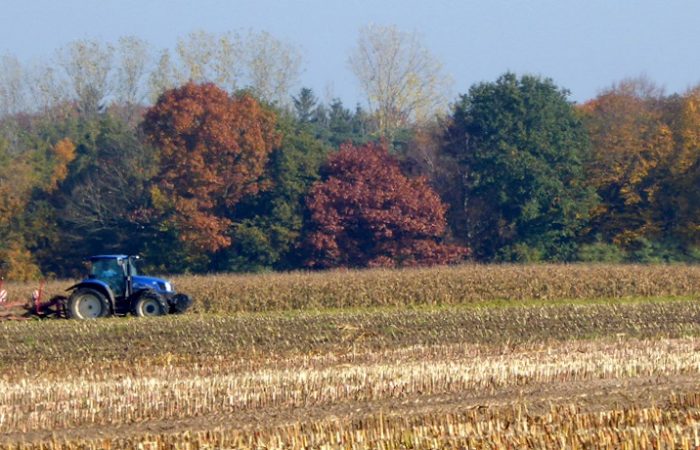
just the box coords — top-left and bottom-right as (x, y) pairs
(0, 27), (697, 278)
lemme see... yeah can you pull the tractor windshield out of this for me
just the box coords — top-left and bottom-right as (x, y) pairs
(90, 259), (125, 279)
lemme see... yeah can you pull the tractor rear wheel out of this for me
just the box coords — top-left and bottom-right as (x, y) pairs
(67, 288), (111, 319)
(132, 291), (168, 317)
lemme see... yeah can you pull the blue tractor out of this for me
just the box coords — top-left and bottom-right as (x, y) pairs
(65, 255), (192, 319)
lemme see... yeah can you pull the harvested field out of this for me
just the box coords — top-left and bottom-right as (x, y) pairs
(2, 298), (700, 374)
(2, 292), (700, 448)
(2, 336), (700, 434)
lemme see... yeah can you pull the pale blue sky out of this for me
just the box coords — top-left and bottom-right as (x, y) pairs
(2, 0), (699, 105)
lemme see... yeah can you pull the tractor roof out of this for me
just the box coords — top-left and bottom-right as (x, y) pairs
(88, 255), (129, 261)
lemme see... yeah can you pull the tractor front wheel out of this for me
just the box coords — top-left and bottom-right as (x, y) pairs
(132, 291), (168, 317)
(67, 288), (111, 319)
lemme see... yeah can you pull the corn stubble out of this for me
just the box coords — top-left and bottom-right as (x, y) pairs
(2, 264), (700, 449)
(6, 402), (700, 450)
(2, 337), (700, 433)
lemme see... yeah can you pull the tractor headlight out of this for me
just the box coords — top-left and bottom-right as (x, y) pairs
(164, 282), (173, 292)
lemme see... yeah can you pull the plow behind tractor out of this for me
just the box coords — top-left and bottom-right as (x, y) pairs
(0, 279), (67, 320)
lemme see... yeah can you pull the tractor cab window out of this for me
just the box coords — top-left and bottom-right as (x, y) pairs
(89, 259), (126, 297)
(90, 259), (125, 279)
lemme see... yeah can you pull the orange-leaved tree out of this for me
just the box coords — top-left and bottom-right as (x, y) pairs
(142, 82), (279, 252)
(655, 86), (700, 248)
(580, 78), (675, 246)
(304, 142), (467, 268)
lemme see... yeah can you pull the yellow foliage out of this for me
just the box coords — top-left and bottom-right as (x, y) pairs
(582, 79), (679, 244)
(149, 185), (172, 211)
(0, 242), (40, 281)
(48, 138), (76, 191)
(0, 137), (75, 280)
(676, 87), (700, 174)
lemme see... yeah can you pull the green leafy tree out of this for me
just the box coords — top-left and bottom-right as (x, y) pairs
(215, 112), (330, 271)
(0, 126), (77, 278)
(443, 73), (597, 261)
(22, 115), (157, 276)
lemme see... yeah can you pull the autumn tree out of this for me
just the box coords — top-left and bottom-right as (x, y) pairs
(0, 137), (37, 278)
(651, 86), (700, 256)
(22, 116), (160, 275)
(173, 30), (242, 92)
(244, 30), (302, 105)
(0, 135), (75, 279)
(154, 30), (301, 105)
(26, 62), (70, 119)
(0, 54), (27, 117)
(580, 78), (676, 248)
(146, 50), (174, 105)
(671, 87), (700, 247)
(142, 82), (279, 252)
(443, 73), (596, 261)
(304, 142), (466, 268)
(349, 24), (451, 138)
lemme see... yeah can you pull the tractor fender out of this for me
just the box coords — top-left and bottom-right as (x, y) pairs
(66, 281), (116, 313)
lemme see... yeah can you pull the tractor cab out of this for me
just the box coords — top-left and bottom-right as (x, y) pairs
(87, 255), (135, 297)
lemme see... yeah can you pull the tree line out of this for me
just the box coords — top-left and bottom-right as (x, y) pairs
(0, 28), (698, 278)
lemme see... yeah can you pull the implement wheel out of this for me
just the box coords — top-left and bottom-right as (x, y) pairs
(132, 291), (168, 317)
(67, 288), (111, 319)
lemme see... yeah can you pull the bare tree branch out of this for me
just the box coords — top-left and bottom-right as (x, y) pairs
(349, 24), (452, 138)
(57, 39), (114, 117)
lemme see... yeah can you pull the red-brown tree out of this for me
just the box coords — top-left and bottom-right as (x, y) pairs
(142, 82), (279, 251)
(304, 142), (467, 268)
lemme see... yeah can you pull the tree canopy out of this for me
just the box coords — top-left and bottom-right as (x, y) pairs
(0, 53), (698, 277)
(443, 73), (597, 261)
(304, 142), (467, 268)
(142, 82), (279, 252)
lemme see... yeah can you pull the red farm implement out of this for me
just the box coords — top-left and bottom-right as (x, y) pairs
(0, 278), (67, 320)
